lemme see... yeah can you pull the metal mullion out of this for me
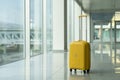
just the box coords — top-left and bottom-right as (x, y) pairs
(110, 21), (112, 59)
(114, 21), (116, 63)
(72, 0), (75, 41)
(100, 23), (103, 60)
(25, 0), (30, 80)
(43, 0), (47, 80)
(86, 16), (87, 41)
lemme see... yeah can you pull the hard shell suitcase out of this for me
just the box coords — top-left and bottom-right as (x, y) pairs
(69, 40), (90, 73)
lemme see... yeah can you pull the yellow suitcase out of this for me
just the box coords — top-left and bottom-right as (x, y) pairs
(69, 40), (90, 73)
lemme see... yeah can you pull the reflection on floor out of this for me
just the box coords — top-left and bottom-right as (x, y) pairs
(0, 43), (120, 80)
(0, 52), (23, 66)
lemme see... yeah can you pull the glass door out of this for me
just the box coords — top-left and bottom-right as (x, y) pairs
(92, 21), (112, 60)
(92, 20), (120, 63)
(113, 21), (120, 63)
(93, 21), (111, 43)
(115, 21), (120, 42)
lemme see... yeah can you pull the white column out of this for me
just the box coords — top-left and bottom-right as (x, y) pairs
(53, 0), (64, 50)
(67, 0), (70, 49)
(87, 14), (90, 42)
(74, 1), (81, 41)
(81, 11), (87, 41)
(72, 0), (75, 41)
(43, 0), (47, 80)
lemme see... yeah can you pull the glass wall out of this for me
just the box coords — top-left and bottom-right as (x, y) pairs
(93, 21), (111, 42)
(0, 0), (53, 79)
(30, 0), (43, 80)
(0, 0), (25, 80)
(30, 0), (43, 56)
(0, 0), (24, 65)
(92, 21), (112, 56)
(46, 0), (53, 79)
(30, 0), (53, 79)
(115, 21), (120, 42)
(67, 0), (75, 49)
(91, 11), (120, 63)
(46, 0), (53, 52)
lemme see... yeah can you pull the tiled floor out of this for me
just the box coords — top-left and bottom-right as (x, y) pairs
(0, 43), (120, 80)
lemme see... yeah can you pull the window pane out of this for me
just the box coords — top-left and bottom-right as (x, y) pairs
(102, 23), (111, 42)
(30, 0), (43, 80)
(30, 0), (43, 56)
(46, 0), (53, 52)
(93, 25), (101, 41)
(116, 21), (120, 42)
(0, 0), (25, 80)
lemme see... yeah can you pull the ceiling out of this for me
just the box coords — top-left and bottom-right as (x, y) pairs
(76, 0), (120, 13)
(76, 0), (120, 21)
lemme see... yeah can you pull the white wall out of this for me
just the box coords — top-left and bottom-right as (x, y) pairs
(74, 2), (91, 42)
(52, 0), (91, 50)
(81, 12), (90, 42)
(87, 15), (90, 42)
(53, 0), (64, 50)
(74, 2), (81, 41)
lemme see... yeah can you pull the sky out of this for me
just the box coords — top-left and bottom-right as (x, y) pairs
(0, 0), (51, 27)
(0, 0), (24, 24)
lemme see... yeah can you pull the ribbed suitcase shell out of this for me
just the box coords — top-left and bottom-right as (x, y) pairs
(69, 40), (90, 72)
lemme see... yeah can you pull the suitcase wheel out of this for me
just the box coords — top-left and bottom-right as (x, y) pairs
(70, 69), (72, 72)
(87, 69), (90, 73)
(70, 69), (77, 73)
(83, 70), (86, 74)
(74, 69), (77, 73)
(83, 70), (90, 74)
